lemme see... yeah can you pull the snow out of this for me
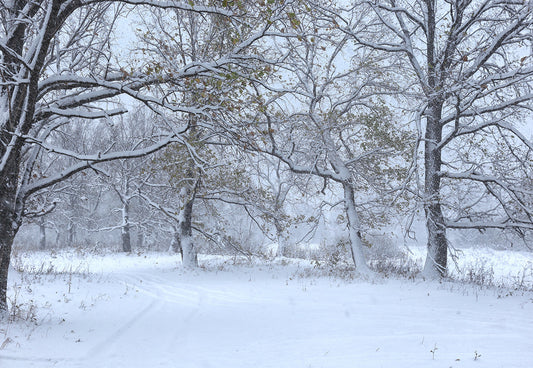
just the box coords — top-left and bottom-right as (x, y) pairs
(405, 246), (533, 289)
(1, 249), (533, 368)
(263, 242), (279, 256)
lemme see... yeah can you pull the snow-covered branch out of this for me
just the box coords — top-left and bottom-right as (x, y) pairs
(21, 134), (178, 199)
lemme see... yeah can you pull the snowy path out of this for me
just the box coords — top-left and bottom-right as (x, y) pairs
(1, 254), (533, 367)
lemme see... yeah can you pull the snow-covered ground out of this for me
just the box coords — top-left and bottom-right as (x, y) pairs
(1, 249), (533, 368)
(404, 246), (533, 289)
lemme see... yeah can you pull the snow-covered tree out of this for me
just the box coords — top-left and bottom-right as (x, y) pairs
(0, 0), (287, 312)
(97, 111), (162, 253)
(316, 0), (533, 276)
(238, 5), (412, 272)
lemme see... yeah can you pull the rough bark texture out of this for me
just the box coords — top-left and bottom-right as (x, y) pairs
(0, 0), (32, 311)
(0, 167), (21, 311)
(422, 1), (447, 277)
(422, 100), (447, 277)
(0, 209), (16, 312)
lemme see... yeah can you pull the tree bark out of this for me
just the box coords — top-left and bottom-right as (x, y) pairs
(324, 127), (370, 273)
(0, 215), (16, 313)
(67, 220), (76, 247)
(0, 0), (30, 312)
(170, 226), (182, 255)
(274, 219), (285, 258)
(121, 201), (132, 252)
(0, 167), (21, 312)
(422, 99), (447, 277)
(343, 183), (371, 274)
(422, 1), (448, 278)
(180, 116), (200, 268)
(180, 198), (197, 268)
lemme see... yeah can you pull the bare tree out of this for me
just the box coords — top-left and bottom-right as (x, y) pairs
(248, 155), (304, 258)
(93, 110), (165, 253)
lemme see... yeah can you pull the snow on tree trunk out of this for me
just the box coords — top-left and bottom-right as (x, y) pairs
(180, 198), (197, 268)
(422, 100), (447, 278)
(323, 129), (371, 274)
(121, 201), (132, 253)
(274, 219), (285, 258)
(181, 235), (197, 269)
(169, 226), (182, 256)
(343, 183), (371, 274)
(67, 220), (76, 247)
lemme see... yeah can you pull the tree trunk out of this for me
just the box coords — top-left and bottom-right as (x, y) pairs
(343, 183), (371, 274)
(0, 215), (16, 314)
(181, 235), (197, 268)
(121, 201), (132, 252)
(170, 226), (182, 256)
(39, 217), (46, 250)
(180, 198), (197, 268)
(137, 231), (144, 249)
(422, 99), (447, 277)
(274, 219), (285, 258)
(55, 230), (61, 248)
(67, 220), (76, 247)
(421, 2), (448, 278)
(0, 173), (20, 312)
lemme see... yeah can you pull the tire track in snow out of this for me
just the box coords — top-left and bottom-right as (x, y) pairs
(81, 271), (206, 367)
(0, 299), (160, 368)
(118, 273), (204, 306)
(0, 354), (59, 364)
(60, 269), (289, 367)
(118, 271), (276, 307)
(84, 298), (159, 360)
